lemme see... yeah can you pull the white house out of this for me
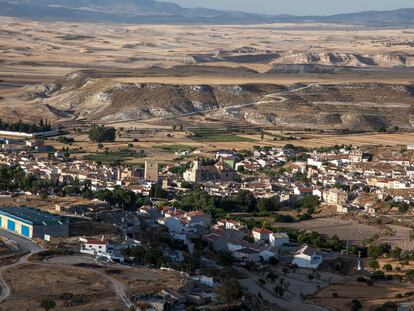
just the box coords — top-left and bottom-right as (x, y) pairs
(252, 228), (272, 242)
(80, 237), (125, 263)
(269, 232), (289, 247)
(292, 245), (322, 269)
(233, 247), (276, 263)
(159, 216), (185, 234)
(81, 238), (110, 254)
(216, 219), (244, 230)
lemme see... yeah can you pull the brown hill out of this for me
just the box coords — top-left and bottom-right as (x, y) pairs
(2, 71), (414, 131)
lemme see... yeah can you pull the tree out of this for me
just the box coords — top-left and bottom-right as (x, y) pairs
(257, 197), (279, 212)
(268, 257), (279, 266)
(368, 244), (391, 259)
(405, 269), (414, 281)
(301, 195), (319, 212)
(267, 271), (278, 282)
(40, 298), (56, 311)
(383, 264), (393, 272)
(216, 278), (242, 306)
(217, 250), (235, 267)
(237, 165), (245, 173)
(371, 271), (385, 280)
(150, 183), (168, 198)
(369, 258), (380, 271)
(274, 285), (285, 297)
(88, 125), (116, 143)
(351, 299), (363, 311)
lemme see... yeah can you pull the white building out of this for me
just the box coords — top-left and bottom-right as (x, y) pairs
(292, 245), (322, 269)
(252, 228), (272, 243)
(269, 232), (289, 247)
(79, 237), (125, 263)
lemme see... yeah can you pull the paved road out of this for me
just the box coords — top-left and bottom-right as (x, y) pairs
(0, 229), (133, 309)
(106, 83), (317, 125)
(0, 229), (42, 253)
(0, 229), (43, 303)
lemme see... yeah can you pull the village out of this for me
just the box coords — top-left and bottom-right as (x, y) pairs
(1, 129), (414, 310)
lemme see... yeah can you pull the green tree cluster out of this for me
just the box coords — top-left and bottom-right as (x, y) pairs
(88, 125), (116, 142)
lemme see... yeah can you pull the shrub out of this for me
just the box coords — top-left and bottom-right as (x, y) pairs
(374, 301), (398, 311)
(369, 258), (380, 270)
(383, 264), (393, 271)
(405, 269), (414, 281)
(351, 299), (363, 311)
(371, 271), (385, 280)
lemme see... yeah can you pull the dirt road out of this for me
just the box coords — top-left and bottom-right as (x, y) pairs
(0, 230), (133, 310)
(106, 83), (318, 125)
(0, 229), (43, 303)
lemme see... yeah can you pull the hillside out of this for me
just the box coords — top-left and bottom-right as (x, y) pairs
(2, 70), (414, 131)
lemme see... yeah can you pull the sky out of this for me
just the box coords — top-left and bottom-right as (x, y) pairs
(168, 0), (414, 15)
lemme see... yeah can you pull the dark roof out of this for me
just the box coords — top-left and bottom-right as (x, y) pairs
(236, 248), (259, 254)
(0, 206), (68, 226)
(297, 245), (317, 256)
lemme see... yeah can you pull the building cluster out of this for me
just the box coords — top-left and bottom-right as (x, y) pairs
(0, 151), (160, 195)
(138, 202), (323, 269)
(5, 140), (414, 272)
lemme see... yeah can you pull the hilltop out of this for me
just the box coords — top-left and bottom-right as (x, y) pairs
(1, 0), (414, 26)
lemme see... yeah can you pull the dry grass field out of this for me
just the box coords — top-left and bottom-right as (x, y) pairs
(44, 129), (414, 165)
(312, 280), (414, 311)
(273, 217), (383, 243)
(0, 255), (188, 311)
(0, 264), (125, 311)
(267, 132), (414, 148)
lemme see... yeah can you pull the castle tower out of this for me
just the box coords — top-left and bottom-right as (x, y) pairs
(145, 160), (159, 182)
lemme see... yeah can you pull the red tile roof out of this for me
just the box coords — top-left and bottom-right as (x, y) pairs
(253, 228), (272, 234)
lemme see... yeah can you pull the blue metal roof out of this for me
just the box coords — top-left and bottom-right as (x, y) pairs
(0, 206), (68, 226)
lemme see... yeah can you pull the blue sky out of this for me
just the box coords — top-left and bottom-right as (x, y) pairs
(168, 0), (414, 15)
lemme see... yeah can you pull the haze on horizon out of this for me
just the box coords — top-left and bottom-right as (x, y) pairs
(169, 0), (414, 15)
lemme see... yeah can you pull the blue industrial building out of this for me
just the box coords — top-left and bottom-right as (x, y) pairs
(0, 207), (69, 239)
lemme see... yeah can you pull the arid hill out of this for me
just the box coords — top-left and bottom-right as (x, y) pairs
(2, 70), (414, 131)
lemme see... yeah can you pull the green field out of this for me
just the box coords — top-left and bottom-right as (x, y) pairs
(191, 133), (256, 142)
(84, 149), (144, 164)
(153, 144), (197, 153)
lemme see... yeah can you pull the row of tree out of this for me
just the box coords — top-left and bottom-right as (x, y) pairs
(0, 119), (53, 133)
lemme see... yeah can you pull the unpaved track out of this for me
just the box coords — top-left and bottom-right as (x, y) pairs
(0, 230), (133, 309)
(0, 229), (42, 303)
(106, 83), (317, 125)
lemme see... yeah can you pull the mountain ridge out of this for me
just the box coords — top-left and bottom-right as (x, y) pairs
(0, 0), (414, 26)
